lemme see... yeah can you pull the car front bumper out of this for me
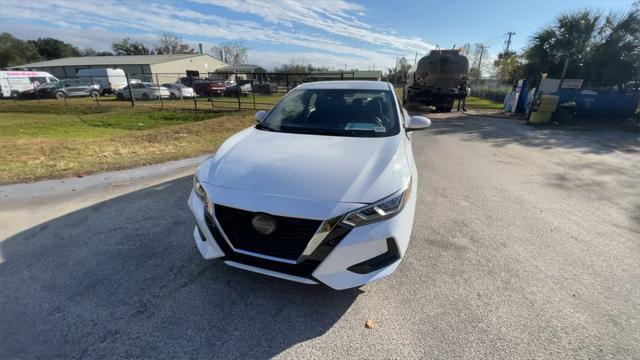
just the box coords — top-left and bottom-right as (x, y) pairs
(187, 184), (416, 290)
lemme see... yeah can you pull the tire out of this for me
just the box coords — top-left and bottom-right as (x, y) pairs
(55, 91), (66, 100)
(90, 90), (100, 99)
(142, 93), (150, 101)
(11, 90), (20, 99)
(169, 93), (177, 100)
(116, 92), (125, 101)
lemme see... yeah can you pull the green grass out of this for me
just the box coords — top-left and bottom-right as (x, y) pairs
(0, 110), (220, 139)
(464, 96), (504, 110)
(0, 101), (254, 184)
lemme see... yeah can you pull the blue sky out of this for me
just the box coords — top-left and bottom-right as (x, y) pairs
(0, 0), (635, 70)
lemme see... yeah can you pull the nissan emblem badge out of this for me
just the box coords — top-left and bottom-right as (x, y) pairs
(252, 213), (276, 235)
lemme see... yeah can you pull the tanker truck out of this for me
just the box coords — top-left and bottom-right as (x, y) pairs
(403, 49), (469, 112)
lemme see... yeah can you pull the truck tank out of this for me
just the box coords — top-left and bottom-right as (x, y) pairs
(404, 49), (469, 112)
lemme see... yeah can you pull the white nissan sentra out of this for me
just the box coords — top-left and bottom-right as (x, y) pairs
(188, 81), (430, 289)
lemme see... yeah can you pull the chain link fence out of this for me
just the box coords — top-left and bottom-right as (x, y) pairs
(0, 71), (362, 112)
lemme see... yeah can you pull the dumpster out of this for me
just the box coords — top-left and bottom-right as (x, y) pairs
(528, 94), (559, 124)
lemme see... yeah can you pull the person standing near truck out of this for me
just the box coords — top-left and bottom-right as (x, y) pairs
(457, 80), (468, 111)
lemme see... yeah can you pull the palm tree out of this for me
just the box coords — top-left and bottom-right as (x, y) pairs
(524, 7), (640, 87)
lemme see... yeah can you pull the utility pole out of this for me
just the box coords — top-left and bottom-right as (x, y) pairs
(476, 45), (486, 79)
(504, 31), (516, 53)
(394, 57), (399, 85)
(414, 51), (418, 65)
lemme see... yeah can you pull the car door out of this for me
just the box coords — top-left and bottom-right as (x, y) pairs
(75, 78), (91, 96)
(63, 79), (80, 96)
(131, 83), (144, 99)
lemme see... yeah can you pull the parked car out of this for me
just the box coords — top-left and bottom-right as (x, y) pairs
(178, 77), (225, 97)
(161, 83), (195, 99)
(115, 82), (170, 100)
(0, 70), (58, 98)
(187, 81), (431, 290)
(20, 78), (101, 99)
(223, 80), (251, 97)
(251, 82), (277, 95)
(17, 81), (60, 99)
(76, 68), (127, 95)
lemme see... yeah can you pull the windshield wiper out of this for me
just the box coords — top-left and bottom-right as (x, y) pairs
(255, 123), (279, 132)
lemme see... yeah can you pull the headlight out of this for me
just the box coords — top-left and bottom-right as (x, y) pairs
(193, 174), (207, 201)
(342, 177), (412, 227)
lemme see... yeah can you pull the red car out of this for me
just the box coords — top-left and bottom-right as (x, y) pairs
(179, 77), (225, 97)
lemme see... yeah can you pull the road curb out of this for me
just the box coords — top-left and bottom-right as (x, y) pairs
(0, 154), (210, 205)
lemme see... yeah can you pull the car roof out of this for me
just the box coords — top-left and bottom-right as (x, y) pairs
(296, 80), (391, 91)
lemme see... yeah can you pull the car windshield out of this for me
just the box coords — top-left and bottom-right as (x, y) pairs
(259, 88), (399, 137)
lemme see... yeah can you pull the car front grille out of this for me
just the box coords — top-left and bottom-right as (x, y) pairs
(204, 208), (352, 278)
(214, 204), (322, 261)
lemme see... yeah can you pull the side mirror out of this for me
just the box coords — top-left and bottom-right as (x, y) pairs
(255, 110), (267, 122)
(406, 116), (431, 131)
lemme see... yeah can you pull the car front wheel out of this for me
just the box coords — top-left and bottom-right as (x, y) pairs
(90, 90), (100, 99)
(55, 91), (65, 100)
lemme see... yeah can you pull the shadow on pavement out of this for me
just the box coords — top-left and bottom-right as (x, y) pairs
(424, 115), (639, 155)
(0, 176), (360, 359)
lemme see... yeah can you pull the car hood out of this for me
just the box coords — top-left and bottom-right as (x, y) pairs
(200, 127), (410, 204)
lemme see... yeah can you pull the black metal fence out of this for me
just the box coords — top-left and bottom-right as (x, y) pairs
(0, 71), (365, 112)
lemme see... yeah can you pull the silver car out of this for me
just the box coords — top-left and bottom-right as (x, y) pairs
(115, 82), (170, 100)
(161, 83), (195, 99)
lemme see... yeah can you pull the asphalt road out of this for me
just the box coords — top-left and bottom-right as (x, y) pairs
(1, 114), (638, 359)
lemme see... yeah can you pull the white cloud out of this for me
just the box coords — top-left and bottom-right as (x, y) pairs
(0, 0), (432, 70)
(200, 0), (434, 53)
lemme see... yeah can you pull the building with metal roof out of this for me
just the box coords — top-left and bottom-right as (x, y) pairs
(10, 54), (227, 83)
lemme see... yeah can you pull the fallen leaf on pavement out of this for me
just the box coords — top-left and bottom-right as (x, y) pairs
(365, 320), (375, 329)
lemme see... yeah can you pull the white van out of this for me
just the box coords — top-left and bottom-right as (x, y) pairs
(0, 71), (58, 98)
(76, 68), (127, 95)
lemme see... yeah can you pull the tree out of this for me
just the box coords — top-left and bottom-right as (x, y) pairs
(211, 41), (247, 66)
(154, 33), (194, 55)
(462, 43), (491, 78)
(522, 7), (639, 87)
(384, 57), (412, 83)
(28, 37), (80, 60)
(79, 47), (113, 56)
(273, 61), (328, 73)
(112, 38), (151, 56)
(493, 51), (523, 83)
(587, 9), (640, 87)
(0, 33), (42, 68)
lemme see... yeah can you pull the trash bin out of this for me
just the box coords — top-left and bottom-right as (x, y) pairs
(528, 94), (559, 124)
